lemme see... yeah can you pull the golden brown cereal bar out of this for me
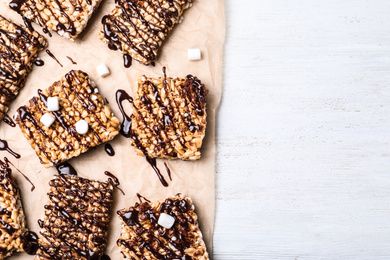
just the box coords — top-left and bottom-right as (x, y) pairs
(15, 70), (120, 168)
(9, 0), (103, 40)
(0, 159), (28, 259)
(0, 15), (46, 121)
(99, 0), (193, 65)
(131, 72), (208, 160)
(117, 194), (209, 260)
(34, 174), (114, 260)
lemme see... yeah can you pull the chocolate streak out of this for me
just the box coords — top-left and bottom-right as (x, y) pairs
(117, 197), (196, 259)
(115, 89), (168, 187)
(0, 139), (20, 159)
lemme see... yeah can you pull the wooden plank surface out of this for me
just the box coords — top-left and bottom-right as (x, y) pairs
(214, 0), (390, 259)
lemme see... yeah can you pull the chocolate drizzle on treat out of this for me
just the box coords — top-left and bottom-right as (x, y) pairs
(2, 114), (16, 127)
(0, 139), (20, 159)
(36, 174), (114, 260)
(101, 0), (189, 65)
(45, 50), (63, 67)
(16, 70), (119, 167)
(9, 0), (93, 38)
(0, 15), (46, 122)
(104, 143), (115, 156)
(115, 89), (169, 186)
(4, 157), (35, 191)
(117, 195), (200, 259)
(0, 158), (22, 235)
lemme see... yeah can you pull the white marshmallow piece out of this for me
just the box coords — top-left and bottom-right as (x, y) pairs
(47, 97), (59, 111)
(40, 113), (55, 128)
(75, 120), (89, 135)
(91, 95), (98, 101)
(188, 48), (201, 61)
(158, 213), (175, 229)
(96, 63), (110, 77)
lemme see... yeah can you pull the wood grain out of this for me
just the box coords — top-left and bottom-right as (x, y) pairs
(214, 0), (390, 259)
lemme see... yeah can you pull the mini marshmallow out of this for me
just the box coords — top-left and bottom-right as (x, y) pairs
(188, 48), (201, 61)
(87, 88), (92, 94)
(158, 213), (175, 229)
(94, 88), (99, 93)
(91, 95), (98, 101)
(40, 113), (55, 128)
(96, 63), (110, 77)
(75, 120), (89, 135)
(47, 97), (59, 111)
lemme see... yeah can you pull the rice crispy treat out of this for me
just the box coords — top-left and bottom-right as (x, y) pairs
(15, 70), (120, 168)
(131, 72), (208, 160)
(0, 159), (28, 259)
(35, 174), (114, 260)
(0, 15), (46, 121)
(117, 194), (209, 260)
(9, 0), (103, 40)
(99, 0), (193, 65)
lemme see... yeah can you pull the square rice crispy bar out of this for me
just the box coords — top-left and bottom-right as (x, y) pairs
(35, 174), (114, 260)
(117, 194), (209, 260)
(0, 15), (46, 121)
(131, 72), (208, 160)
(15, 70), (120, 168)
(0, 159), (28, 259)
(9, 0), (103, 40)
(99, 0), (193, 65)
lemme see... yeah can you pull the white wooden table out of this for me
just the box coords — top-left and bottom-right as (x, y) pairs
(214, 1), (390, 259)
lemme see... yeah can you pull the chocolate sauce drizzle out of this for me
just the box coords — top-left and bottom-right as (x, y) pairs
(104, 171), (124, 195)
(37, 174), (113, 260)
(115, 89), (133, 138)
(22, 231), (39, 255)
(117, 196), (197, 259)
(0, 139), (20, 159)
(115, 89), (169, 187)
(66, 56), (77, 65)
(123, 54), (132, 68)
(56, 162), (77, 176)
(164, 162), (172, 181)
(136, 193), (150, 203)
(4, 157), (35, 191)
(2, 114), (16, 127)
(101, 0), (187, 64)
(104, 143), (115, 156)
(45, 50), (63, 67)
(34, 59), (44, 66)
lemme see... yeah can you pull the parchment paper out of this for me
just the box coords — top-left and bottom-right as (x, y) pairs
(0, 0), (225, 258)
